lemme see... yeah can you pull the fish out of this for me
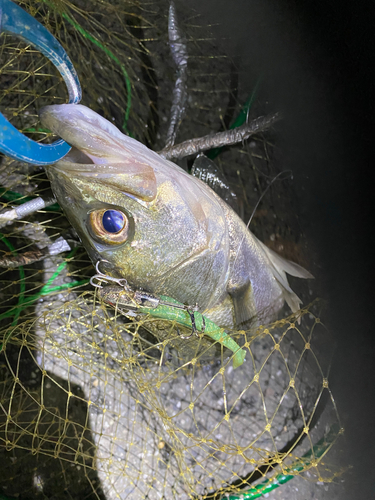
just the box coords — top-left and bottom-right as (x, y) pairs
(40, 104), (313, 333)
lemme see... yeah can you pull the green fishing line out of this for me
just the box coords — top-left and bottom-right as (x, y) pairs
(0, 243), (89, 352)
(225, 424), (341, 499)
(41, 0), (132, 133)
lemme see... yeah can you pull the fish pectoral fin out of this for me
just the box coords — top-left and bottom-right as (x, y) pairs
(227, 281), (257, 327)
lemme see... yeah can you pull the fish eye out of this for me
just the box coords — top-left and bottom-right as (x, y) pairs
(88, 208), (129, 245)
(102, 210), (125, 233)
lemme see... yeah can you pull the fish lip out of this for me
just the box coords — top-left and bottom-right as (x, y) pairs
(47, 159), (97, 175)
(40, 104), (127, 142)
(46, 157), (123, 179)
(48, 153), (158, 202)
(41, 103), (159, 201)
(39, 104), (137, 165)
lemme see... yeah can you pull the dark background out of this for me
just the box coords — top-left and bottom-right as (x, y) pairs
(188, 0), (374, 498)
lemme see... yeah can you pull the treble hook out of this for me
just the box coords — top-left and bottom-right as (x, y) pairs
(178, 307), (205, 339)
(91, 260), (204, 339)
(90, 260), (129, 289)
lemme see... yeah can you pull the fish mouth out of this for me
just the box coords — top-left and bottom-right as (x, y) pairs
(55, 147), (95, 167)
(39, 104), (129, 165)
(40, 104), (158, 201)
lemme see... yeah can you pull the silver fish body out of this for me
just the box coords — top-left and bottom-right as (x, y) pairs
(40, 104), (312, 330)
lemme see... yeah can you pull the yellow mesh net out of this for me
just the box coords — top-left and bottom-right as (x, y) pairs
(0, 1), (342, 498)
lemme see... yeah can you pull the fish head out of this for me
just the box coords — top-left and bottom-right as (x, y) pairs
(40, 104), (227, 303)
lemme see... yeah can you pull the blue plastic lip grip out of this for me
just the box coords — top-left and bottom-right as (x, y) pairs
(0, 0), (81, 165)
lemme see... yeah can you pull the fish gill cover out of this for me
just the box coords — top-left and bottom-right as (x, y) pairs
(0, 1), (343, 499)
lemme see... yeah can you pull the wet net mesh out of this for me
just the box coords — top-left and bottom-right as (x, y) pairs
(0, 1), (342, 499)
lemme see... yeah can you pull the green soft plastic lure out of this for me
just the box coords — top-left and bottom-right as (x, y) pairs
(96, 283), (246, 369)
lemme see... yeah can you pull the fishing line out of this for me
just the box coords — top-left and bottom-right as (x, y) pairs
(207, 77), (262, 160)
(41, 0), (132, 133)
(221, 424), (340, 500)
(233, 169), (293, 268)
(0, 244), (89, 333)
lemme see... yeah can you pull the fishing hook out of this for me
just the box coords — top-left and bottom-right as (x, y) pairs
(91, 260), (202, 338)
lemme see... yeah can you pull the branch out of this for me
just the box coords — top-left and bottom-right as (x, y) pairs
(158, 112), (281, 160)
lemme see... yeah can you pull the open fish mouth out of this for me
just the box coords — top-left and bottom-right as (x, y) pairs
(40, 104), (130, 164)
(40, 104), (162, 202)
(40, 103), (169, 171)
